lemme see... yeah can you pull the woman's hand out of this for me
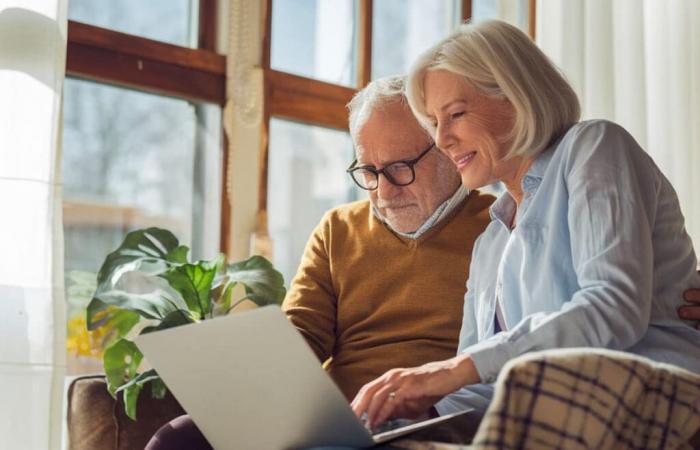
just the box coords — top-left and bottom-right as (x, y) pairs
(350, 354), (481, 428)
(681, 283), (700, 330)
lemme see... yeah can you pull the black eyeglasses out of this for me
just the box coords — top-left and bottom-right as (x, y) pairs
(346, 142), (435, 191)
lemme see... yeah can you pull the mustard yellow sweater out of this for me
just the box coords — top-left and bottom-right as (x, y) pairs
(282, 191), (494, 399)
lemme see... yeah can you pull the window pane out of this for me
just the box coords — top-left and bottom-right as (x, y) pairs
(267, 119), (362, 286)
(62, 79), (222, 374)
(68, 0), (197, 47)
(472, 0), (529, 32)
(271, 0), (358, 87)
(372, 0), (460, 80)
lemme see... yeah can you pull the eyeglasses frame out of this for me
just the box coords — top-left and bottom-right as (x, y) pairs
(346, 142), (436, 191)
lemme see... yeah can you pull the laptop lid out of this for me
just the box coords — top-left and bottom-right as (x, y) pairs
(136, 306), (376, 449)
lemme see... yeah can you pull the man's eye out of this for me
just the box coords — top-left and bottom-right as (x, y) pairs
(451, 111), (465, 119)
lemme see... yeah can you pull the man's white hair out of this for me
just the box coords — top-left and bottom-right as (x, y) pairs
(347, 75), (408, 146)
(407, 20), (581, 159)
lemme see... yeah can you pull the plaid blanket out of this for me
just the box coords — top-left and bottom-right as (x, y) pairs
(392, 349), (700, 450)
(469, 348), (700, 450)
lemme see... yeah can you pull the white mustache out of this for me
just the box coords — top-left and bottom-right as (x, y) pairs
(375, 199), (415, 209)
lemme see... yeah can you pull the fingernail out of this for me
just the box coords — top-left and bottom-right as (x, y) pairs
(679, 308), (689, 319)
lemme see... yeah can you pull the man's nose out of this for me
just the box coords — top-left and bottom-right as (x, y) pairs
(376, 173), (400, 199)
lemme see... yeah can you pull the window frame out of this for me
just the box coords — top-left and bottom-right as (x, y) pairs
(64, 0), (232, 253)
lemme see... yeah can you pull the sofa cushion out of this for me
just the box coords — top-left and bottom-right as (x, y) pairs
(67, 375), (185, 450)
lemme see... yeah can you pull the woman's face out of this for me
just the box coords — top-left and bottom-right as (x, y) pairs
(423, 69), (521, 190)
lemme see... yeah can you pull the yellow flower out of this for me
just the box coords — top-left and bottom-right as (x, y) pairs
(66, 313), (108, 358)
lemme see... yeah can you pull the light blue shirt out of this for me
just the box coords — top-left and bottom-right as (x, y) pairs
(437, 120), (700, 414)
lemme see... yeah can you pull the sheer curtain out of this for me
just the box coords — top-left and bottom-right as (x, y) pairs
(537, 0), (700, 248)
(0, 1), (67, 449)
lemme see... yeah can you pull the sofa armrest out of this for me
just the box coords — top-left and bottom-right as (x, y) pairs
(67, 375), (185, 450)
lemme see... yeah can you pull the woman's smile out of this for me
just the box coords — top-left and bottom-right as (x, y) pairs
(452, 151), (477, 170)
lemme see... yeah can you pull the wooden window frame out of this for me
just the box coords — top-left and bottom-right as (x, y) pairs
(529, 0), (537, 40)
(64, 0), (233, 254)
(462, 0), (472, 21)
(66, 0), (224, 103)
(66, 21), (225, 103)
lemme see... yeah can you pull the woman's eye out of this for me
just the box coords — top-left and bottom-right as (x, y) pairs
(451, 111), (465, 119)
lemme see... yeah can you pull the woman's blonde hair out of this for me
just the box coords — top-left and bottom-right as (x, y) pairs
(406, 20), (580, 158)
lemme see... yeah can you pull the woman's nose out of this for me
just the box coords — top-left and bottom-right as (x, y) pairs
(435, 122), (454, 152)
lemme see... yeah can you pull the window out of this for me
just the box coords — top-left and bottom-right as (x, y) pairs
(271, 0), (358, 87)
(472, 0), (531, 32)
(68, 0), (198, 47)
(267, 119), (361, 285)
(64, 1), (224, 374)
(372, 0), (461, 80)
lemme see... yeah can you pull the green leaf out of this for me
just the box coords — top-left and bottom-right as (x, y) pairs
(87, 290), (181, 328)
(166, 245), (190, 264)
(141, 309), (196, 334)
(96, 228), (184, 288)
(224, 255), (286, 307)
(66, 270), (98, 309)
(103, 339), (143, 397)
(116, 369), (162, 420)
(211, 279), (236, 316)
(95, 308), (142, 349)
(108, 309), (142, 336)
(151, 376), (167, 399)
(159, 259), (220, 319)
(123, 384), (143, 421)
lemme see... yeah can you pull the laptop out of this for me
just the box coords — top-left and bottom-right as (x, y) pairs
(135, 305), (473, 449)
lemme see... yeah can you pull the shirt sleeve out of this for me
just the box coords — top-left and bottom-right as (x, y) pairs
(434, 383), (494, 415)
(281, 213), (337, 362)
(437, 236), (497, 413)
(467, 121), (660, 383)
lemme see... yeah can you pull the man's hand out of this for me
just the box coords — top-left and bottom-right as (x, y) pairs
(680, 284), (700, 330)
(350, 354), (480, 428)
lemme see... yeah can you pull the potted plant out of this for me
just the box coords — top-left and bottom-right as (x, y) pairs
(86, 227), (286, 420)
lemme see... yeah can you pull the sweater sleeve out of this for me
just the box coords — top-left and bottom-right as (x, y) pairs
(281, 213), (337, 362)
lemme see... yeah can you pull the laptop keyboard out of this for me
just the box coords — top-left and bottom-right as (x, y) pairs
(360, 413), (418, 435)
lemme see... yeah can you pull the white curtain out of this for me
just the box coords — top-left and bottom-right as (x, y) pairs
(0, 0), (67, 449)
(537, 0), (700, 249)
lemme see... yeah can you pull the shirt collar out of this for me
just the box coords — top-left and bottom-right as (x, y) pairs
(372, 185), (469, 239)
(525, 145), (555, 181)
(489, 191), (516, 228)
(489, 142), (558, 227)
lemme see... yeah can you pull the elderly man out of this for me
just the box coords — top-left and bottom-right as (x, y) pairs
(280, 75), (494, 401)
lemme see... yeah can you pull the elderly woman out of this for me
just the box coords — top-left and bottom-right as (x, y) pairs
(351, 20), (700, 428)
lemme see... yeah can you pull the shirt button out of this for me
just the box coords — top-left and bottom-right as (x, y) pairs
(523, 176), (539, 191)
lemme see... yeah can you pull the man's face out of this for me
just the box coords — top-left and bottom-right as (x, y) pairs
(356, 101), (461, 234)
